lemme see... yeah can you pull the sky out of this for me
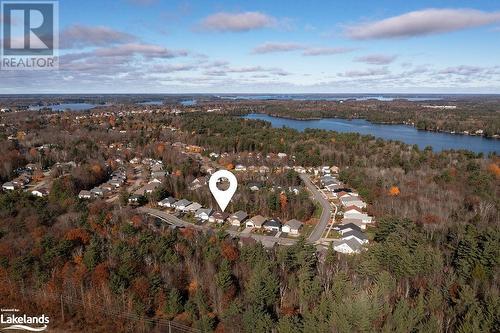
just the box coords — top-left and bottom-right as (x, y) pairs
(1, 0), (500, 94)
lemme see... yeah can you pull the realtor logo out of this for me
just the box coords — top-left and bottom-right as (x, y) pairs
(1, 1), (58, 70)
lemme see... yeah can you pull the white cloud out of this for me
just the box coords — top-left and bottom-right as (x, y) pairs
(345, 8), (500, 40)
(61, 24), (137, 49)
(339, 67), (390, 77)
(355, 54), (397, 65)
(302, 47), (355, 56)
(252, 42), (304, 54)
(198, 12), (276, 32)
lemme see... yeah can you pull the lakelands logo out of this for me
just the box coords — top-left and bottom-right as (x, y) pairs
(1, 0), (59, 70)
(0, 309), (49, 331)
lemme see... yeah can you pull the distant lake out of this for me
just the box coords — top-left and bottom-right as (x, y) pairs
(180, 99), (197, 106)
(243, 114), (500, 154)
(29, 103), (98, 111)
(138, 101), (163, 105)
(221, 94), (443, 102)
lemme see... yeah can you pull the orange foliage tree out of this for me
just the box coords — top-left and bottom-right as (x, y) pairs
(389, 186), (400, 196)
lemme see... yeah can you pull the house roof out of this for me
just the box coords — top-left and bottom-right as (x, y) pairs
(212, 211), (230, 220)
(264, 219), (282, 228)
(285, 219), (303, 229)
(185, 202), (202, 211)
(337, 223), (362, 232)
(341, 218), (365, 226)
(342, 229), (368, 241)
(195, 208), (213, 216)
(334, 238), (363, 252)
(344, 206), (363, 213)
(231, 210), (248, 221)
(249, 215), (267, 226)
(174, 199), (191, 207)
(159, 196), (176, 204)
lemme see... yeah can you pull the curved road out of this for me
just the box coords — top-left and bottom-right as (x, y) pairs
(299, 174), (333, 243)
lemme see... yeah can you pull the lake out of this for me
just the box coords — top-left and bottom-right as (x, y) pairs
(243, 114), (500, 154)
(29, 103), (98, 111)
(220, 94), (443, 102)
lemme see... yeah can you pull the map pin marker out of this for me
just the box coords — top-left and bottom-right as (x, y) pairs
(209, 170), (237, 212)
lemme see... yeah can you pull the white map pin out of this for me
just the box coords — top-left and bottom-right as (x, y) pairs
(209, 170), (237, 212)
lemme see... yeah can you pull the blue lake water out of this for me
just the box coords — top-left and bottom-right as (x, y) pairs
(30, 103), (98, 111)
(243, 114), (499, 154)
(138, 101), (163, 105)
(180, 99), (197, 106)
(221, 94), (443, 102)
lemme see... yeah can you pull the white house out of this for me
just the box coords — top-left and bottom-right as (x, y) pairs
(341, 230), (369, 244)
(209, 212), (229, 224)
(333, 239), (363, 254)
(246, 215), (266, 229)
(340, 196), (366, 208)
(173, 199), (192, 211)
(229, 211), (248, 226)
(31, 188), (49, 197)
(158, 197), (176, 208)
(184, 202), (202, 213)
(78, 190), (93, 199)
(282, 219), (303, 235)
(2, 182), (18, 191)
(343, 207), (373, 224)
(195, 208), (213, 221)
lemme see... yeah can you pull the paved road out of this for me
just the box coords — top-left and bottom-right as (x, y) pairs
(138, 207), (298, 246)
(300, 174), (333, 243)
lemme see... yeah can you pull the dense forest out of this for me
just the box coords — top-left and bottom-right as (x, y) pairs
(0, 109), (499, 332)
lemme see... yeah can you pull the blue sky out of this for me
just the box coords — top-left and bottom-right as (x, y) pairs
(1, 0), (500, 93)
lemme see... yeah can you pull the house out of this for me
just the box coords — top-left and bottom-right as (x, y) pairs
(335, 223), (362, 235)
(78, 190), (93, 199)
(109, 179), (124, 188)
(246, 215), (267, 229)
(235, 164), (246, 171)
(101, 182), (114, 192)
(343, 206), (373, 223)
(282, 219), (303, 235)
(31, 188), (49, 197)
(209, 211), (230, 224)
(342, 229), (369, 244)
(173, 199), (192, 211)
(340, 218), (366, 230)
(259, 166), (270, 174)
(128, 194), (143, 204)
(293, 166), (306, 174)
(158, 196), (176, 208)
(136, 182), (160, 196)
(248, 182), (262, 192)
(340, 196), (366, 208)
(2, 182), (18, 191)
(190, 177), (206, 190)
(184, 202), (202, 213)
(288, 186), (301, 195)
(333, 239), (363, 254)
(229, 211), (248, 226)
(263, 219), (282, 232)
(90, 187), (107, 197)
(195, 208), (213, 221)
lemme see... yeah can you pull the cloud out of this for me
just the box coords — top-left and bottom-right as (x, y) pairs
(355, 54), (397, 65)
(302, 47), (355, 56)
(61, 24), (137, 49)
(339, 67), (390, 77)
(252, 42), (304, 54)
(345, 8), (500, 40)
(93, 43), (188, 58)
(438, 65), (499, 76)
(198, 12), (276, 32)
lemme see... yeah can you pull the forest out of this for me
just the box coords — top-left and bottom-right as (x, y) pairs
(0, 109), (498, 332)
